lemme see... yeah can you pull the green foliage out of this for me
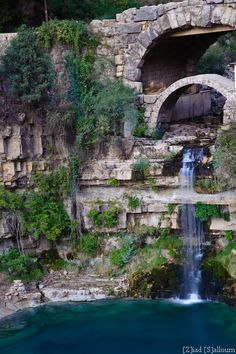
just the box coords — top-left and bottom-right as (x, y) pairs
(132, 108), (148, 138)
(159, 228), (170, 238)
(46, 103), (77, 136)
(0, 248), (43, 282)
(147, 177), (159, 192)
(224, 230), (234, 242)
(0, 26), (55, 105)
(75, 79), (138, 150)
(195, 202), (222, 221)
(128, 224), (158, 237)
(87, 204), (121, 229)
(214, 124), (236, 190)
(195, 179), (218, 193)
(0, 167), (78, 243)
(22, 193), (70, 241)
(107, 177), (120, 187)
(39, 249), (68, 270)
(0, 187), (23, 212)
(167, 204), (176, 215)
(127, 195), (140, 210)
(37, 20), (95, 51)
(109, 235), (137, 267)
(79, 234), (100, 257)
(151, 125), (165, 140)
(131, 158), (149, 180)
(198, 42), (225, 75)
(59, 20), (138, 152)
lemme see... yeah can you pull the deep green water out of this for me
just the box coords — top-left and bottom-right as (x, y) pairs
(0, 300), (236, 354)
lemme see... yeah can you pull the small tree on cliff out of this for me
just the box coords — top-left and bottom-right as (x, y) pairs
(0, 25), (55, 105)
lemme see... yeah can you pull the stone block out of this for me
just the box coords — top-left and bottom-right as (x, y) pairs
(196, 5), (212, 26)
(128, 43), (146, 60)
(134, 6), (158, 22)
(123, 67), (141, 81)
(7, 135), (22, 160)
(116, 65), (124, 73)
(175, 7), (188, 26)
(144, 95), (158, 104)
(211, 6), (225, 23)
(2, 162), (15, 182)
(158, 14), (171, 32)
(119, 23), (141, 34)
(167, 10), (179, 29)
(0, 137), (4, 154)
(157, 4), (165, 17)
(137, 30), (153, 48)
(123, 79), (143, 93)
(115, 55), (123, 65)
(206, 0), (223, 3)
(221, 7), (233, 23)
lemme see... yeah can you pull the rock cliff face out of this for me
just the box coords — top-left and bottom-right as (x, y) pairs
(1, 1), (236, 315)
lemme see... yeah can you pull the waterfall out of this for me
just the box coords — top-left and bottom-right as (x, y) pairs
(179, 148), (204, 301)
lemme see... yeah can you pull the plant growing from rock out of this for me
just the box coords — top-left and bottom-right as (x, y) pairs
(147, 177), (159, 192)
(127, 195), (140, 210)
(224, 230), (234, 242)
(131, 158), (149, 180)
(87, 203), (121, 229)
(109, 235), (137, 268)
(0, 248), (43, 282)
(195, 178), (218, 194)
(107, 177), (120, 187)
(167, 204), (177, 215)
(0, 26), (55, 105)
(214, 123), (236, 190)
(79, 233), (101, 257)
(195, 202), (229, 222)
(132, 107), (148, 138)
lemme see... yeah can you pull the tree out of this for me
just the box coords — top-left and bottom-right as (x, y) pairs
(0, 26), (55, 105)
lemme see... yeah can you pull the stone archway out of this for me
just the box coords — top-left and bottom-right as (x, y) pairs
(147, 74), (235, 128)
(122, 2), (236, 93)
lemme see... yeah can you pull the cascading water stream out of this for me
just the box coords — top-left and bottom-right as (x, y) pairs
(179, 148), (205, 301)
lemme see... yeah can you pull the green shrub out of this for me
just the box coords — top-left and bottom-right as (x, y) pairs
(151, 126), (165, 140)
(107, 177), (120, 187)
(195, 202), (222, 221)
(131, 158), (149, 180)
(195, 179), (218, 193)
(129, 224), (158, 237)
(87, 205), (121, 229)
(0, 26), (55, 105)
(214, 124), (236, 190)
(39, 249), (68, 270)
(127, 195), (140, 210)
(159, 228), (170, 238)
(109, 235), (137, 267)
(80, 234), (100, 257)
(197, 42), (225, 75)
(132, 108), (148, 137)
(75, 79), (138, 150)
(167, 204), (176, 215)
(0, 248), (43, 282)
(147, 177), (159, 192)
(224, 230), (234, 241)
(37, 20), (93, 51)
(0, 168), (77, 243)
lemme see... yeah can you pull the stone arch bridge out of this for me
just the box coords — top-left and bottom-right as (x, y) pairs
(90, 0), (236, 127)
(149, 74), (235, 128)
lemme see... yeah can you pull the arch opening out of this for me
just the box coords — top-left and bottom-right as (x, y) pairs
(141, 25), (235, 95)
(158, 83), (226, 126)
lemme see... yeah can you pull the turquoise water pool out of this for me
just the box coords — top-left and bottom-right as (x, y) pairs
(0, 300), (236, 354)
